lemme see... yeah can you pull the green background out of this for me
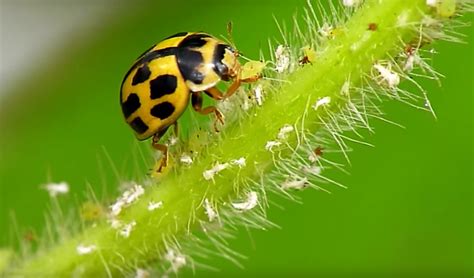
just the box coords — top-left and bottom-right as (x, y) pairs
(0, 0), (472, 277)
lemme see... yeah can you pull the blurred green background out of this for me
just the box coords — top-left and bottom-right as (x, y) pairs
(0, 0), (472, 277)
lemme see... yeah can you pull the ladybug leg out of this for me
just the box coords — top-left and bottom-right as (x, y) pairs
(222, 70), (260, 99)
(172, 121), (179, 137)
(223, 74), (241, 99)
(152, 128), (169, 172)
(191, 91), (224, 132)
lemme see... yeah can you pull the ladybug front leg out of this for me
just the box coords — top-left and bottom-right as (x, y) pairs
(222, 71), (260, 100)
(191, 91), (224, 132)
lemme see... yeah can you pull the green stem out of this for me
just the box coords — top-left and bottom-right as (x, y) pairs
(10, 0), (443, 276)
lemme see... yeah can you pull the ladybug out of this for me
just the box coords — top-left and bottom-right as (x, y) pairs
(120, 32), (253, 172)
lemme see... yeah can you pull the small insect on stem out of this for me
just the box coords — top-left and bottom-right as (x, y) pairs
(314, 146), (324, 157)
(367, 23), (377, 31)
(299, 46), (317, 65)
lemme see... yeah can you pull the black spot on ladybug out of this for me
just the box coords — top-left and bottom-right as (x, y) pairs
(176, 49), (204, 84)
(213, 44), (230, 79)
(132, 65), (151, 85)
(130, 117), (148, 134)
(121, 93), (141, 119)
(149, 74), (178, 99)
(165, 32), (188, 40)
(150, 101), (175, 120)
(179, 33), (210, 48)
(121, 47), (177, 91)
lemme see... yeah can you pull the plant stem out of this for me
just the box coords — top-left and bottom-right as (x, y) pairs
(11, 0), (443, 276)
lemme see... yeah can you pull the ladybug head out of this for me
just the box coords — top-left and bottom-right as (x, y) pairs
(214, 44), (240, 81)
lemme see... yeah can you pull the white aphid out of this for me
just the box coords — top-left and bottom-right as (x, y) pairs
(242, 97), (251, 111)
(340, 80), (350, 95)
(312, 96), (331, 110)
(203, 162), (229, 181)
(124, 185), (145, 205)
(318, 23), (333, 38)
(232, 191), (258, 211)
(110, 184), (145, 216)
(426, 0), (438, 7)
(342, 0), (361, 7)
(231, 157), (247, 168)
(302, 165), (322, 176)
(167, 136), (178, 146)
(148, 201), (163, 211)
(373, 63), (400, 88)
(277, 124), (294, 140)
(403, 51), (421, 72)
(265, 140), (282, 151)
(179, 153), (193, 165)
(253, 84), (264, 106)
(135, 268), (150, 278)
(281, 177), (308, 190)
(76, 244), (96, 255)
(109, 219), (122, 229)
(275, 45), (290, 73)
(204, 198), (218, 222)
(43, 181), (69, 197)
(164, 249), (187, 273)
(119, 221), (136, 238)
(308, 152), (318, 163)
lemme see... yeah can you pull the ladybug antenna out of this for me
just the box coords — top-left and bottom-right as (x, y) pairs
(226, 21), (237, 49)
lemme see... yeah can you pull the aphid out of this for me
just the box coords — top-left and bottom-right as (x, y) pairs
(120, 32), (255, 172)
(80, 201), (104, 222)
(314, 146), (324, 157)
(23, 230), (37, 243)
(299, 46), (317, 65)
(367, 23), (378, 31)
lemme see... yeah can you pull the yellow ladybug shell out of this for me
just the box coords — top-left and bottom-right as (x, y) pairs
(120, 32), (239, 140)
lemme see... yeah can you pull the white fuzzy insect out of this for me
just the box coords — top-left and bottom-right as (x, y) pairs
(312, 96), (332, 110)
(253, 84), (264, 106)
(277, 124), (294, 140)
(426, 0), (438, 7)
(231, 157), (247, 168)
(164, 249), (187, 273)
(232, 191), (258, 211)
(76, 244), (96, 255)
(109, 219), (122, 229)
(403, 50), (421, 72)
(373, 63), (400, 88)
(43, 182), (69, 197)
(265, 140), (282, 151)
(110, 184), (145, 216)
(302, 165), (322, 176)
(203, 162), (229, 181)
(342, 0), (361, 7)
(340, 80), (350, 95)
(318, 23), (334, 38)
(281, 177), (308, 190)
(119, 221), (136, 238)
(148, 201), (163, 211)
(135, 268), (150, 278)
(204, 198), (218, 222)
(179, 153), (193, 165)
(167, 135), (178, 146)
(275, 45), (291, 73)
